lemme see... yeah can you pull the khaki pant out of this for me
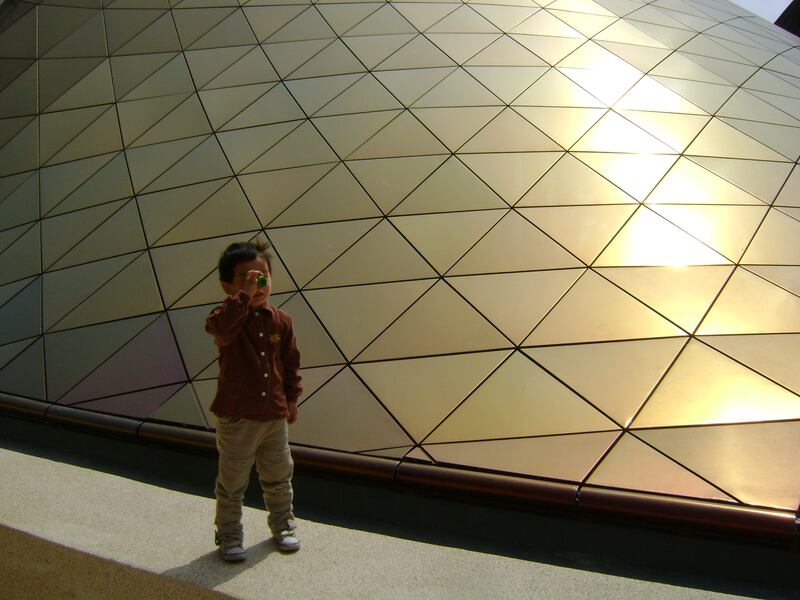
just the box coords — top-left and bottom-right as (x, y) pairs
(214, 417), (295, 544)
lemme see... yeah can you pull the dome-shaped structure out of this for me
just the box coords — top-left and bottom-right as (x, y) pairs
(1, 0), (800, 533)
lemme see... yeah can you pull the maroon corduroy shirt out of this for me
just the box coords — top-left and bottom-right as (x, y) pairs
(205, 290), (302, 421)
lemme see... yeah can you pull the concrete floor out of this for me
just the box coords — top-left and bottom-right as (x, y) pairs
(0, 448), (749, 600)
(1, 415), (798, 599)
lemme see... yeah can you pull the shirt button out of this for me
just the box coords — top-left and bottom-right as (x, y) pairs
(254, 312), (259, 316)
(261, 392), (266, 397)
(260, 351), (265, 356)
(259, 332), (264, 337)
(264, 373), (268, 378)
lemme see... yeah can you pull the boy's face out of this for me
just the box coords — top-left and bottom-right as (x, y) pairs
(222, 256), (271, 308)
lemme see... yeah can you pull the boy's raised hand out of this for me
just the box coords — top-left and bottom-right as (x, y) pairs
(243, 270), (262, 297)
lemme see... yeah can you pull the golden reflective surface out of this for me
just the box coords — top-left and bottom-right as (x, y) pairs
(427, 351), (616, 442)
(596, 265), (732, 332)
(292, 368), (413, 452)
(425, 431), (619, 481)
(573, 152), (678, 201)
(701, 333), (800, 396)
(390, 156), (506, 214)
(645, 157), (765, 205)
(524, 270), (684, 345)
(650, 204), (767, 262)
(305, 279), (433, 359)
(519, 204), (636, 263)
(354, 351), (509, 441)
(516, 150), (635, 206)
(2, 0), (800, 516)
(573, 111), (675, 153)
(595, 208), (730, 267)
(698, 267), (800, 335)
(633, 340), (800, 428)
(586, 433), (736, 502)
(525, 338), (686, 427)
(448, 269), (582, 343)
(638, 422), (800, 511)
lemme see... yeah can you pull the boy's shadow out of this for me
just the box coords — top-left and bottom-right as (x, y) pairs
(162, 541), (277, 589)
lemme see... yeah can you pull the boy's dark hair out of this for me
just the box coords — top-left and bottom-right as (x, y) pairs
(218, 239), (273, 283)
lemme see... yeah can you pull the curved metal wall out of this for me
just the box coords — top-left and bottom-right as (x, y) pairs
(1, 0), (800, 534)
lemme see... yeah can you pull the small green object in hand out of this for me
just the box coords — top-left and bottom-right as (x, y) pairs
(257, 274), (269, 288)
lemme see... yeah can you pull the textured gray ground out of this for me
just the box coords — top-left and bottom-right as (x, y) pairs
(0, 446), (753, 600)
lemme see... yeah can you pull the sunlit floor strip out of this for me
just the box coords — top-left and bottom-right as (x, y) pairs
(0, 447), (750, 600)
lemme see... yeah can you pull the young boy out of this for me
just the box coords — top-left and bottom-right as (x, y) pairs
(205, 240), (302, 562)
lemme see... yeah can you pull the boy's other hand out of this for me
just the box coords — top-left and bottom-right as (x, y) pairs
(287, 403), (298, 424)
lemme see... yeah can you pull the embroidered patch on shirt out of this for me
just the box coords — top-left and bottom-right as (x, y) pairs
(269, 333), (281, 343)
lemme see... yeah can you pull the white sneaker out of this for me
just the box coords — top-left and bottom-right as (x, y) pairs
(219, 543), (246, 562)
(274, 530), (300, 553)
(215, 532), (246, 562)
